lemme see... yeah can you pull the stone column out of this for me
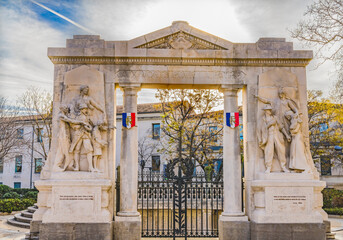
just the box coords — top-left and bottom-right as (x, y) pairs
(114, 83), (141, 240)
(219, 84), (249, 240)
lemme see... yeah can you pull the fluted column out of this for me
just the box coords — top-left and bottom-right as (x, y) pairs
(117, 83), (141, 217)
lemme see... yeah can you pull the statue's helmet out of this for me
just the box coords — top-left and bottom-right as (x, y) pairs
(80, 85), (89, 93)
(278, 87), (286, 97)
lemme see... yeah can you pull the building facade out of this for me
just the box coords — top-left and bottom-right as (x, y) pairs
(0, 120), (45, 188)
(1, 103), (242, 188)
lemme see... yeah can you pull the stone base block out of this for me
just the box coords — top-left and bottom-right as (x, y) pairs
(251, 222), (326, 240)
(39, 222), (113, 240)
(113, 217), (141, 240)
(219, 220), (250, 240)
(28, 220), (41, 239)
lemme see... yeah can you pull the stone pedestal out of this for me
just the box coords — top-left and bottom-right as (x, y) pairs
(251, 177), (326, 223)
(34, 178), (113, 240)
(39, 222), (113, 240)
(219, 217), (251, 240)
(249, 175), (327, 239)
(250, 222), (325, 240)
(113, 216), (141, 240)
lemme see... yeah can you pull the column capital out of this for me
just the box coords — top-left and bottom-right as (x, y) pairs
(119, 83), (141, 91)
(220, 84), (244, 92)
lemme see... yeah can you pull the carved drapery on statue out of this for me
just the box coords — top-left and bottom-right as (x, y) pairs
(256, 69), (314, 174)
(51, 66), (108, 173)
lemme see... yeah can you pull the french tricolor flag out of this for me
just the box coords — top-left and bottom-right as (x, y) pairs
(226, 112), (239, 128)
(122, 113), (136, 129)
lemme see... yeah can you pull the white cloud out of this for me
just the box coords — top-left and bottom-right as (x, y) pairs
(0, 0), (335, 103)
(80, 0), (250, 42)
(0, 1), (68, 101)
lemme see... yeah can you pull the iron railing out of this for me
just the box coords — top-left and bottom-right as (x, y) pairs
(137, 170), (223, 238)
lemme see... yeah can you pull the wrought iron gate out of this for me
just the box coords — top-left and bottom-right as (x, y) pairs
(137, 158), (224, 238)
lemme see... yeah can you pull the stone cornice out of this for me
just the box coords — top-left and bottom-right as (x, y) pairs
(49, 56), (312, 67)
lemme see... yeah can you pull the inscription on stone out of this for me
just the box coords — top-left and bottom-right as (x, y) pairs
(59, 195), (94, 200)
(273, 195), (306, 206)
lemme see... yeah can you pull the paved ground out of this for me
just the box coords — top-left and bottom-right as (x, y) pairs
(1, 213), (343, 240)
(0, 212), (28, 240)
(330, 215), (343, 239)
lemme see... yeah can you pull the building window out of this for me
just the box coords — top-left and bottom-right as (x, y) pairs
(14, 182), (21, 189)
(152, 123), (160, 139)
(214, 159), (223, 174)
(209, 126), (218, 142)
(37, 128), (43, 142)
(17, 128), (24, 139)
(151, 156), (160, 172)
(0, 158), (3, 173)
(15, 155), (22, 173)
(320, 155), (332, 176)
(35, 158), (43, 173)
(0, 182), (2, 185)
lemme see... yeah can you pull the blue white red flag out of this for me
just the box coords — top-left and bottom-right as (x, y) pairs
(226, 112), (239, 128)
(122, 113), (136, 129)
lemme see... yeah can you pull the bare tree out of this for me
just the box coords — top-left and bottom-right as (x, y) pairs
(291, 0), (343, 102)
(155, 89), (223, 174)
(138, 128), (160, 171)
(18, 87), (53, 160)
(0, 97), (25, 161)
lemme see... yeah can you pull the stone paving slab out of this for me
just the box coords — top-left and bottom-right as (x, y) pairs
(0, 212), (28, 240)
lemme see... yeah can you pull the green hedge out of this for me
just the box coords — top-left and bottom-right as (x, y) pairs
(0, 185), (38, 200)
(322, 188), (343, 208)
(324, 207), (343, 216)
(0, 199), (36, 213)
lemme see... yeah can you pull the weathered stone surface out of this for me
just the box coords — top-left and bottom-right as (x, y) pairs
(28, 220), (41, 239)
(219, 220), (251, 240)
(250, 222), (326, 240)
(39, 222), (113, 240)
(34, 21), (325, 240)
(113, 219), (141, 240)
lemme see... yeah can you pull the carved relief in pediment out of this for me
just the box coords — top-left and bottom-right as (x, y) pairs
(135, 31), (227, 50)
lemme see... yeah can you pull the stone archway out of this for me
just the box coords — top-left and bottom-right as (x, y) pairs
(31, 21), (326, 240)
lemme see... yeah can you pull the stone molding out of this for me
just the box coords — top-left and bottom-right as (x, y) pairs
(49, 56), (311, 67)
(135, 31), (227, 50)
(114, 70), (246, 82)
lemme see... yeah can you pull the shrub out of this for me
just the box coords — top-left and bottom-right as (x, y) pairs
(2, 192), (20, 199)
(333, 195), (343, 208)
(322, 188), (343, 208)
(0, 185), (38, 199)
(13, 188), (38, 196)
(0, 185), (12, 198)
(0, 199), (36, 213)
(324, 207), (343, 216)
(24, 191), (38, 200)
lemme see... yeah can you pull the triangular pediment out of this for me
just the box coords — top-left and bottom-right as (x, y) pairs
(135, 31), (227, 50)
(129, 21), (232, 50)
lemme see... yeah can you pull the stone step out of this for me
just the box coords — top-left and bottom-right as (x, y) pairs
(7, 217), (30, 229)
(21, 210), (33, 218)
(27, 207), (37, 213)
(326, 232), (336, 239)
(25, 233), (39, 240)
(14, 213), (32, 224)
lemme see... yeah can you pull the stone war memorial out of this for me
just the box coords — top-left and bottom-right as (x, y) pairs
(30, 21), (327, 240)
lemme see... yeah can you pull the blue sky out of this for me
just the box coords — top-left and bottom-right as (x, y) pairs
(0, 0), (335, 104)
